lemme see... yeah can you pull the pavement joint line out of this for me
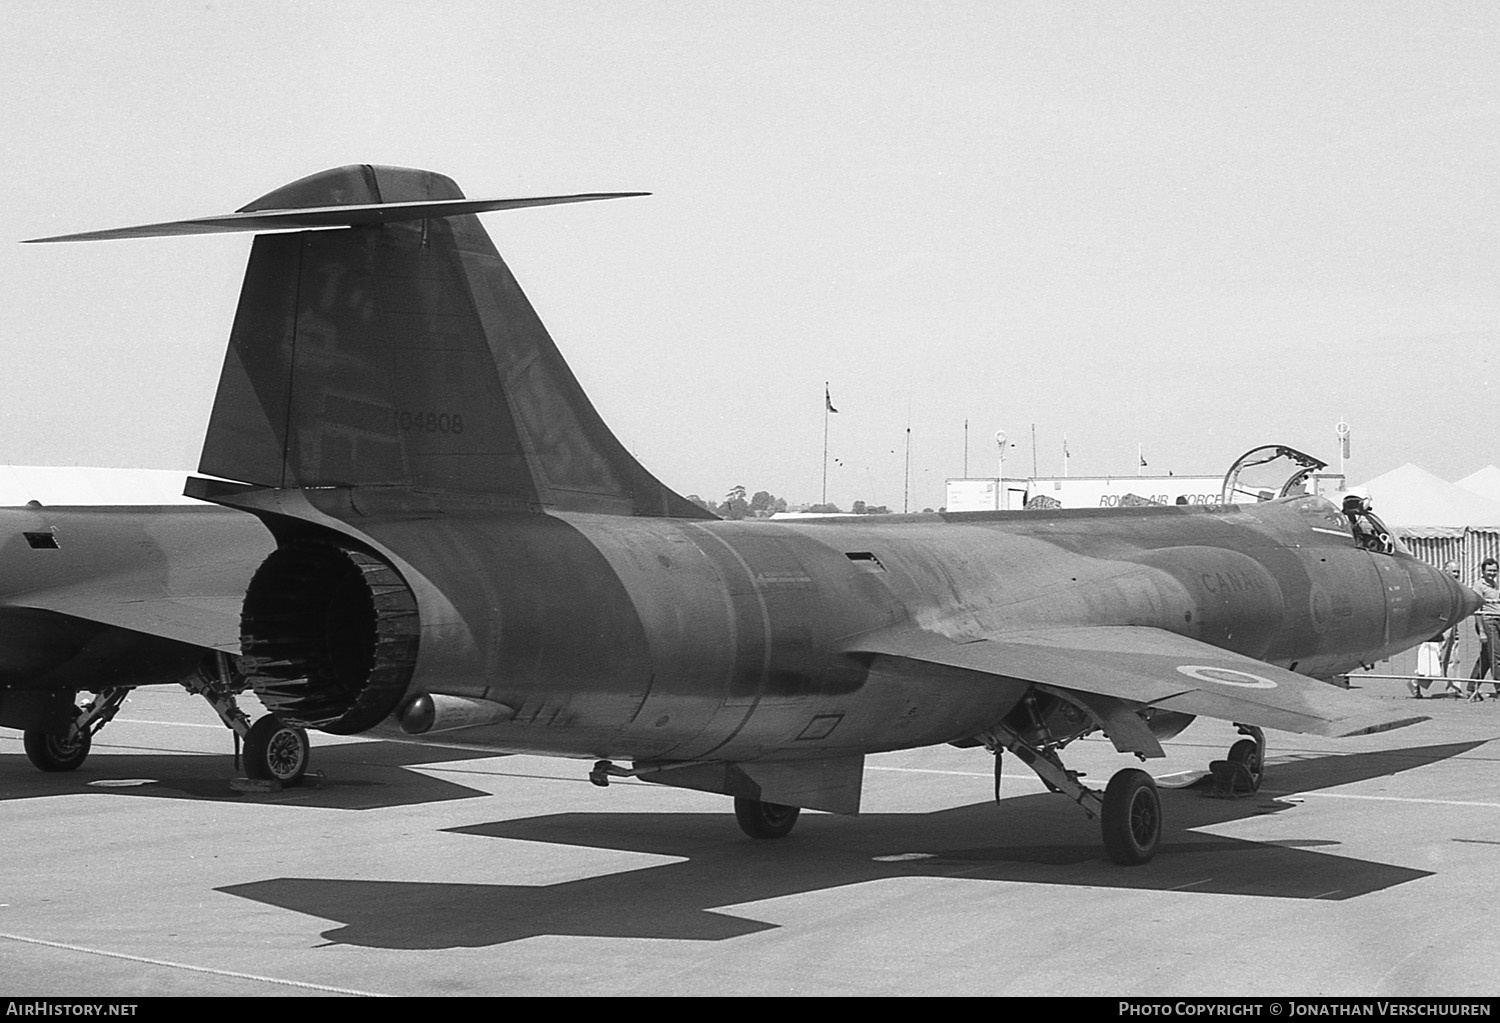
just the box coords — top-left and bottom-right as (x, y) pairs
(114, 719), (223, 730)
(1267, 791), (1500, 809)
(1167, 878), (1214, 891)
(0, 931), (386, 997)
(73, 744), (217, 757)
(867, 766), (1044, 779)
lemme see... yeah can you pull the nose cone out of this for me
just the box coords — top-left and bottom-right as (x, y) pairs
(1456, 580), (1484, 620)
(1407, 561), (1482, 643)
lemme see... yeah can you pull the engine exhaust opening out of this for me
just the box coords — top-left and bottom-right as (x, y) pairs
(240, 538), (419, 733)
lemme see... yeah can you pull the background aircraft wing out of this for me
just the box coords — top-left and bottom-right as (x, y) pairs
(1, 506), (272, 652)
(9, 586), (246, 652)
(846, 624), (1424, 738)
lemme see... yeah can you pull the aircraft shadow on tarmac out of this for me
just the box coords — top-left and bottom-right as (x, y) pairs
(217, 741), (1481, 950)
(0, 739), (506, 810)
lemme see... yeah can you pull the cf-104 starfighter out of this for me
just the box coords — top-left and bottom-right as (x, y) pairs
(19, 165), (1476, 864)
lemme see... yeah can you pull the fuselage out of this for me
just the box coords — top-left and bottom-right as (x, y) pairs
(286, 494), (1471, 763)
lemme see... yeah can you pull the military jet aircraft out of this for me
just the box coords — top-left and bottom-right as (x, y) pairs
(0, 480), (291, 777)
(23, 164), (1477, 863)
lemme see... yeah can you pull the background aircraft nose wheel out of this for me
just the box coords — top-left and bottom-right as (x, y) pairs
(242, 715), (310, 785)
(22, 723), (91, 772)
(1101, 768), (1162, 865)
(1228, 738), (1264, 793)
(733, 797), (801, 839)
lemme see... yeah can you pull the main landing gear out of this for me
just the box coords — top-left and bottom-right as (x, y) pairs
(22, 687), (129, 772)
(20, 653), (310, 785)
(183, 652), (310, 785)
(984, 720), (1164, 865)
(982, 712), (1271, 864)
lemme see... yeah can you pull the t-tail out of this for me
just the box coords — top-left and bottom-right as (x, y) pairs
(32, 164), (711, 519)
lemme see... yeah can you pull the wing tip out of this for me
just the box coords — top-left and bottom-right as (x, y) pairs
(1330, 714), (1430, 738)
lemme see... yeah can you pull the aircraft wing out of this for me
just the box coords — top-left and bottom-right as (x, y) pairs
(846, 624), (1425, 738)
(0, 505), (272, 652)
(7, 585), (247, 652)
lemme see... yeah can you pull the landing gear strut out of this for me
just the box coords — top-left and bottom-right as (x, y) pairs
(984, 720), (1163, 865)
(182, 652), (309, 785)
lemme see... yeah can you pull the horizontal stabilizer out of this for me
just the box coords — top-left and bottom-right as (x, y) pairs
(24, 193), (646, 243)
(847, 624), (1427, 738)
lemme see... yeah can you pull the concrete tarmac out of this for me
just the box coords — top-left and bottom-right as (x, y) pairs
(2, 682), (1499, 997)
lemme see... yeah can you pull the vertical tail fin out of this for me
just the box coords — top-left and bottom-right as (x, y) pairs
(194, 164), (710, 518)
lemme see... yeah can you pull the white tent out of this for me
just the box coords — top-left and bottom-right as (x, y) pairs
(1354, 463), (1500, 531)
(0, 465), (201, 506)
(1456, 465), (1500, 505)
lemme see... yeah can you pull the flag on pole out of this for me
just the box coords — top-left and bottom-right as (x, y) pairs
(825, 384), (838, 414)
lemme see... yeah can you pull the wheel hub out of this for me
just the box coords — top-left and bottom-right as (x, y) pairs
(265, 729), (308, 779)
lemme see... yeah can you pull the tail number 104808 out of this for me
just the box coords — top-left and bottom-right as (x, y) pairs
(396, 410), (465, 435)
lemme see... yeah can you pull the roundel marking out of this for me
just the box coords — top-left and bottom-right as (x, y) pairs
(1175, 664), (1279, 689)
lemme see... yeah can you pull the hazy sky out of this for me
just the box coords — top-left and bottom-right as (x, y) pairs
(3, 1), (1497, 512)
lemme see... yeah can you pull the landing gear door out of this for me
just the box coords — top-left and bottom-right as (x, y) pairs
(1221, 445), (1327, 505)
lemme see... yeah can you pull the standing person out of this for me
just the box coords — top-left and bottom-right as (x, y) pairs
(1411, 628), (1449, 698)
(1468, 558), (1500, 702)
(1413, 561), (1468, 698)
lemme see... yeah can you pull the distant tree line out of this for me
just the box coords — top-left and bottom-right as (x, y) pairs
(685, 486), (897, 519)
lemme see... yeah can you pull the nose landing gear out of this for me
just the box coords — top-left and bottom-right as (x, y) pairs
(1209, 724), (1265, 796)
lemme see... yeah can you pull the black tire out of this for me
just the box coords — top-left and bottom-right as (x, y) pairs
(1228, 738), (1263, 793)
(243, 716), (310, 784)
(733, 797), (801, 839)
(1102, 768), (1162, 865)
(23, 727), (91, 772)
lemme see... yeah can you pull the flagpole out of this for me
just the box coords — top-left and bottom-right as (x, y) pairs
(904, 427), (911, 514)
(822, 382), (830, 506)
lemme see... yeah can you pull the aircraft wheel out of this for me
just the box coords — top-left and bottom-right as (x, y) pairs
(243, 716), (310, 785)
(1228, 738), (1263, 793)
(23, 726), (91, 772)
(733, 797), (800, 839)
(1101, 769), (1161, 866)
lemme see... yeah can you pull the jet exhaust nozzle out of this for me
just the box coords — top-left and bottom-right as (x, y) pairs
(240, 537), (419, 733)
